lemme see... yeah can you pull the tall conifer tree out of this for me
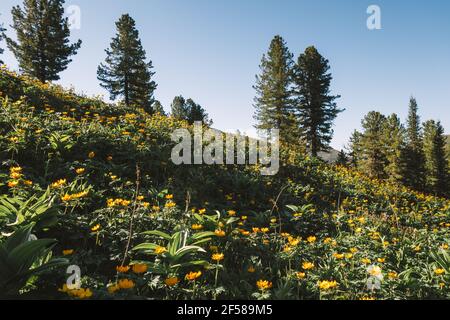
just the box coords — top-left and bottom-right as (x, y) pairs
(292, 46), (343, 157)
(0, 21), (5, 64)
(98, 14), (156, 111)
(358, 111), (387, 179)
(5, 0), (81, 82)
(382, 114), (406, 183)
(404, 97), (425, 190)
(253, 35), (295, 143)
(423, 120), (448, 196)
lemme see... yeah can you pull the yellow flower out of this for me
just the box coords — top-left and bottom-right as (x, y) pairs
(333, 253), (344, 260)
(165, 201), (176, 208)
(256, 280), (273, 291)
(360, 296), (376, 300)
(137, 195), (144, 201)
(198, 208), (206, 214)
(307, 236), (317, 243)
(91, 224), (100, 232)
(252, 227), (260, 233)
(51, 179), (67, 188)
(318, 280), (338, 291)
(368, 265), (382, 277)
(62, 249), (74, 256)
(361, 258), (371, 264)
(185, 271), (202, 281)
(260, 227), (269, 233)
(296, 272), (306, 280)
(247, 266), (256, 273)
(107, 155), (113, 161)
(8, 180), (19, 188)
(88, 151), (95, 159)
(214, 229), (226, 237)
(61, 194), (72, 202)
(132, 264), (148, 274)
(191, 224), (203, 230)
(435, 268), (445, 276)
(388, 272), (398, 279)
(23, 180), (33, 186)
(302, 262), (315, 270)
(227, 210), (236, 216)
(154, 246), (167, 255)
(165, 194), (174, 200)
(107, 284), (120, 294)
(118, 279), (135, 289)
(212, 253), (224, 262)
(377, 258), (385, 263)
(116, 265), (130, 273)
(75, 168), (85, 175)
(10, 166), (22, 174)
(164, 277), (179, 287)
(10, 172), (22, 179)
(345, 253), (353, 259)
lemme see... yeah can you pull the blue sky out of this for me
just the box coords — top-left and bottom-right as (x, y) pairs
(1, 0), (449, 149)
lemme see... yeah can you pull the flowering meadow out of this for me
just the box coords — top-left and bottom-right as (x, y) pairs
(0, 66), (449, 300)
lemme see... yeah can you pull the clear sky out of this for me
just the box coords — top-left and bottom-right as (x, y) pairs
(1, 0), (449, 149)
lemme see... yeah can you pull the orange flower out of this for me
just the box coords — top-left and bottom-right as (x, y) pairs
(212, 253), (224, 262)
(63, 249), (74, 256)
(88, 151), (95, 159)
(118, 279), (135, 289)
(164, 277), (180, 287)
(256, 280), (273, 290)
(116, 265), (130, 273)
(185, 271), (202, 281)
(132, 264), (148, 274)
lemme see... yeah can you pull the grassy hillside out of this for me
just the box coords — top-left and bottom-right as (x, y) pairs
(0, 67), (449, 300)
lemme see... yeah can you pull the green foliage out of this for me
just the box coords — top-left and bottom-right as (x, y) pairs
(132, 229), (215, 273)
(97, 14), (156, 111)
(0, 223), (68, 297)
(5, 0), (81, 82)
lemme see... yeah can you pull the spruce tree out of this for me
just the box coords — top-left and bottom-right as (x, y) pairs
(292, 46), (343, 157)
(253, 35), (295, 143)
(171, 96), (212, 125)
(383, 114), (406, 183)
(97, 14), (156, 110)
(423, 120), (448, 196)
(0, 21), (5, 64)
(171, 96), (189, 120)
(349, 130), (363, 168)
(404, 97), (425, 190)
(358, 111), (387, 179)
(5, 0), (81, 82)
(185, 98), (212, 126)
(152, 100), (165, 115)
(336, 149), (349, 166)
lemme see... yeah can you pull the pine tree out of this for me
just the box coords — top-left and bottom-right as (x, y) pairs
(253, 35), (295, 143)
(336, 149), (349, 166)
(404, 97), (425, 190)
(152, 100), (165, 115)
(0, 20), (5, 64)
(185, 98), (212, 126)
(171, 96), (188, 120)
(171, 96), (212, 125)
(292, 46), (343, 157)
(97, 14), (156, 110)
(5, 0), (81, 82)
(358, 111), (387, 179)
(423, 120), (448, 196)
(382, 114), (406, 183)
(349, 130), (363, 168)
